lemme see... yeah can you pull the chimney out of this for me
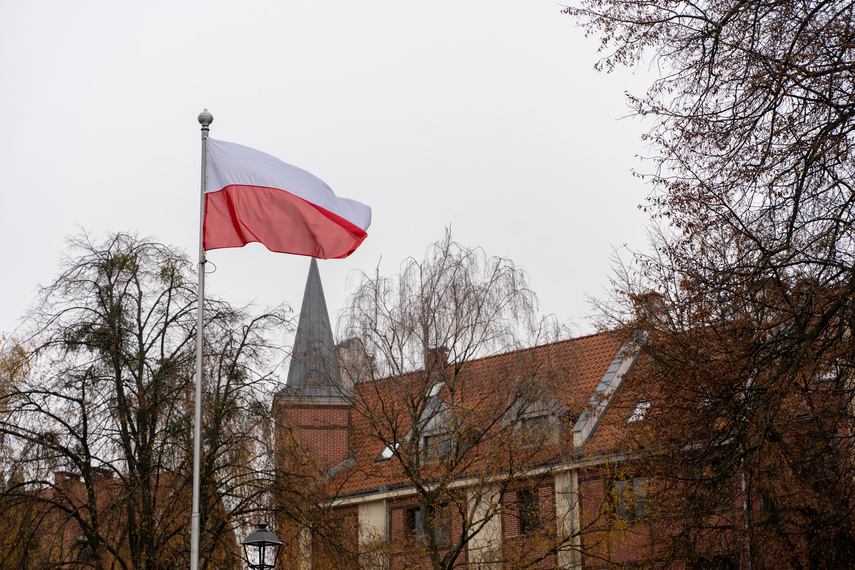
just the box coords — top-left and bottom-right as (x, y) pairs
(337, 337), (373, 390)
(426, 346), (450, 375)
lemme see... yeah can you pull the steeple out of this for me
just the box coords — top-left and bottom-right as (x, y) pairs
(285, 258), (348, 400)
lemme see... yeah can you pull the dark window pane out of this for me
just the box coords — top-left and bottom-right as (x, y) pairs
(406, 507), (424, 537)
(614, 478), (648, 521)
(633, 478), (648, 519)
(518, 488), (540, 534)
(614, 479), (630, 519)
(434, 504), (450, 546)
(425, 433), (452, 460)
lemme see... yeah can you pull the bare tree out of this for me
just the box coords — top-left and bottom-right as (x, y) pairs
(0, 232), (289, 570)
(317, 231), (600, 570)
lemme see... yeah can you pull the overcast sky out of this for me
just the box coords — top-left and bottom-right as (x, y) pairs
(0, 0), (655, 345)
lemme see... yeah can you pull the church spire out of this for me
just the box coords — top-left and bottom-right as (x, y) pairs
(285, 258), (348, 400)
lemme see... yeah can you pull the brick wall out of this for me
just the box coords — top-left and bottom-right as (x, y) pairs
(387, 495), (468, 569)
(579, 467), (653, 569)
(502, 478), (557, 569)
(311, 506), (360, 569)
(280, 402), (351, 470)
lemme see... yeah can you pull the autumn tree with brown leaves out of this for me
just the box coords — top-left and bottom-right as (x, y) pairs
(568, 0), (855, 567)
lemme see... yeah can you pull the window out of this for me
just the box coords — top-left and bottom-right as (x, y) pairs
(405, 506), (423, 538)
(405, 504), (450, 546)
(614, 477), (647, 520)
(517, 488), (541, 534)
(627, 399), (651, 422)
(522, 414), (549, 434)
(433, 504), (451, 546)
(424, 433), (452, 460)
(376, 441), (399, 462)
(519, 413), (556, 447)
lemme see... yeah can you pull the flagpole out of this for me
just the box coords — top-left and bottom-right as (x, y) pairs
(191, 108), (212, 570)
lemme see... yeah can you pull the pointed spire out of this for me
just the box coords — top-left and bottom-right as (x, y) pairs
(285, 259), (348, 400)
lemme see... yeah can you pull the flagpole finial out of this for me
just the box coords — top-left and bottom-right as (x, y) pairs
(198, 109), (213, 128)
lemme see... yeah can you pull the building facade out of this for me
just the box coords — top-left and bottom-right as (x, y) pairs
(274, 260), (659, 569)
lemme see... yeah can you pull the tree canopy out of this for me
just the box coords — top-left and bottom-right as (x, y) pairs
(568, 1), (855, 566)
(320, 232), (586, 569)
(0, 232), (289, 570)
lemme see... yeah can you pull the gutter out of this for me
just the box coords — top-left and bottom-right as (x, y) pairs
(327, 451), (632, 507)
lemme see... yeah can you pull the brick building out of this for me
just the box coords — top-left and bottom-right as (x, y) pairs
(273, 260), (663, 569)
(4, 469), (239, 569)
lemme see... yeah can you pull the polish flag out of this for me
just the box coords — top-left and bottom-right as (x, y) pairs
(203, 138), (371, 259)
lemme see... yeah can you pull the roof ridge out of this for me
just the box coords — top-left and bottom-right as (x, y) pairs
(352, 330), (621, 388)
(458, 329), (619, 366)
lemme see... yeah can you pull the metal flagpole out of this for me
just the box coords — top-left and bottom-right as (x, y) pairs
(191, 108), (213, 570)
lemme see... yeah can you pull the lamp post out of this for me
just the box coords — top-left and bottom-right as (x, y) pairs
(241, 523), (282, 570)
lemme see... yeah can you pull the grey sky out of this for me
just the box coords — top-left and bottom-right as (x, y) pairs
(0, 0), (653, 342)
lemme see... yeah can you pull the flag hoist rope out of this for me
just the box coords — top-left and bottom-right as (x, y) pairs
(191, 109), (213, 570)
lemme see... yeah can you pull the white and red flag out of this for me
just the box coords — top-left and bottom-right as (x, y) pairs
(203, 138), (371, 259)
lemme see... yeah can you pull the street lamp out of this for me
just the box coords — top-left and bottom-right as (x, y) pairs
(241, 523), (282, 570)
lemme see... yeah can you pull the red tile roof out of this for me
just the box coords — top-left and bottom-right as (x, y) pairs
(321, 330), (628, 497)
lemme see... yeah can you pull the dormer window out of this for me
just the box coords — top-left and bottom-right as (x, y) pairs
(506, 381), (569, 446)
(627, 399), (651, 422)
(376, 441), (400, 462)
(424, 432), (452, 460)
(518, 413), (557, 446)
(416, 395), (453, 463)
(428, 381), (444, 398)
(514, 406), (575, 446)
(521, 414), (549, 434)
